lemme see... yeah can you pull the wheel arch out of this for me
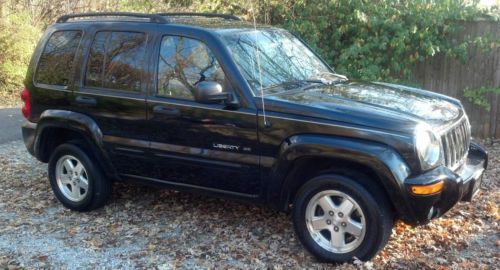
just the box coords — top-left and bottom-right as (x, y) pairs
(34, 109), (119, 180)
(268, 134), (417, 223)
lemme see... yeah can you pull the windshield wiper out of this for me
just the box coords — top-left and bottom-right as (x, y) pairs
(263, 79), (323, 91)
(308, 72), (349, 85)
(262, 74), (348, 93)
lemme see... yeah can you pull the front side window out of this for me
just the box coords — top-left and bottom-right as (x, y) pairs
(219, 29), (331, 95)
(35, 30), (82, 86)
(85, 31), (146, 91)
(157, 36), (225, 100)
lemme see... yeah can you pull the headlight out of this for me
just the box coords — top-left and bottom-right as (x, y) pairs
(414, 123), (441, 170)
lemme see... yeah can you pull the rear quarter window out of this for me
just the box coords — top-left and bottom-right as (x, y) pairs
(35, 30), (82, 86)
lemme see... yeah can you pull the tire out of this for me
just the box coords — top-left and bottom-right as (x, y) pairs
(292, 173), (393, 263)
(48, 143), (111, 211)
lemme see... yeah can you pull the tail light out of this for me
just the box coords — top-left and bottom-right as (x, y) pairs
(21, 87), (31, 121)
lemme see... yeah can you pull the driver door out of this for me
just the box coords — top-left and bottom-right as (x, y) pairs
(145, 34), (261, 196)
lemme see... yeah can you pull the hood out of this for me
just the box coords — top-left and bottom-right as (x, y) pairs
(264, 80), (462, 133)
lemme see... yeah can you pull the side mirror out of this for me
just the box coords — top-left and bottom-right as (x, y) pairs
(194, 81), (233, 104)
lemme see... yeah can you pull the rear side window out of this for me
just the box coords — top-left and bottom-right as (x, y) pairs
(35, 31), (82, 86)
(85, 31), (146, 92)
(157, 36), (225, 100)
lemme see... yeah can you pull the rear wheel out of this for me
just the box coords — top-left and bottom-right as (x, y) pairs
(55, 154), (89, 202)
(292, 173), (393, 262)
(48, 143), (111, 211)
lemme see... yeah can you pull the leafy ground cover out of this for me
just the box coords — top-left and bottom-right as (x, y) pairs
(0, 140), (498, 269)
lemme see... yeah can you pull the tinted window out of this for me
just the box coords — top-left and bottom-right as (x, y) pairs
(86, 31), (146, 91)
(157, 36), (225, 100)
(35, 31), (82, 86)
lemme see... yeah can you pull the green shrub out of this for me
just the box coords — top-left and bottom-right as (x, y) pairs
(191, 0), (484, 82)
(464, 86), (500, 111)
(0, 0), (489, 106)
(0, 12), (40, 106)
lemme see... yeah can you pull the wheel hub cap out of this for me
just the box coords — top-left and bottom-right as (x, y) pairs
(305, 190), (366, 254)
(55, 155), (89, 202)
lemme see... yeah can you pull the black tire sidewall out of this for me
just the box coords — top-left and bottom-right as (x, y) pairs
(292, 174), (391, 262)
(48, 143), (99, 211)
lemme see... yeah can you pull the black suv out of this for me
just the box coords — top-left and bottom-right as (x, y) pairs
(21, 12), (488, 262)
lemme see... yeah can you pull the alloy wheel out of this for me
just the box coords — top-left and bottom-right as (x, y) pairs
(305, 190), (366, 253)
(55, 155), (89, 202)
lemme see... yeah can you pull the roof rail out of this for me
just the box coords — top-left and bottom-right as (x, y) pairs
(56, 12), (168, 23)
(157, 12), (241, 21)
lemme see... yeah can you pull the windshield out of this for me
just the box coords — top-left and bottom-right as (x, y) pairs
(219, 28), (331, 95)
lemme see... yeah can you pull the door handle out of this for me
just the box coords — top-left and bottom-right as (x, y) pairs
(75, 96), (97, 106)
(153, 105), (180, 116)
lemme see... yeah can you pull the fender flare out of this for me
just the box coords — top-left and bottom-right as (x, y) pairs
(268, 134), (417, 223)
(34, 110), (118, 179)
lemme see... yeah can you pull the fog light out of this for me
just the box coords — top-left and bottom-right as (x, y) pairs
(410, 181), (444, 195)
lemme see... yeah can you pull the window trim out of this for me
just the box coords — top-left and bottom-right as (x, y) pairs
(81, 30), (149, 94)
(33, 29), (84, 90)
(154, 34), (231, 102)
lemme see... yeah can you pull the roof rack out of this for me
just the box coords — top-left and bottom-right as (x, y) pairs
(56, 12), (168, 23)
(157, 12), (241, 21)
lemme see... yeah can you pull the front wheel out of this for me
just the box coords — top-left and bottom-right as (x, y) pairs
(292, 173), (393, 263)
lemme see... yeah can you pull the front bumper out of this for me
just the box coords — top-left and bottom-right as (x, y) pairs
(404, 141), (488, 224)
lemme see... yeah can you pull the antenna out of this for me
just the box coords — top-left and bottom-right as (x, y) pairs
(250, 1), (270, 128)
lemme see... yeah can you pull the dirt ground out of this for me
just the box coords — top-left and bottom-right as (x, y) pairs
(0, 140), (498, 269)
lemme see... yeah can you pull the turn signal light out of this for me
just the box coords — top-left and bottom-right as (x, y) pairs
(410, 181), (444, 195)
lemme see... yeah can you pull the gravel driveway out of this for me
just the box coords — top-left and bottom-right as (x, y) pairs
(0, 108), (23, 144)
(0, 139), (498, 269)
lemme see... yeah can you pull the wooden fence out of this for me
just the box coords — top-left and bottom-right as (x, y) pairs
(412, 21), (500, 139)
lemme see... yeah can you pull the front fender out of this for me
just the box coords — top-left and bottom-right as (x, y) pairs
(270, 134), (418, 223)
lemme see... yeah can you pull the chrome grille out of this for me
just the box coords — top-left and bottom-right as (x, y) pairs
(440, 117), (470, 169)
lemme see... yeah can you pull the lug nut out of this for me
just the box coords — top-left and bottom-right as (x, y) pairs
(334, 226), (339, 232)
(326, 220), (332, 225)
(329, 211), (334, 216)
(338, 212), (344, 217)
(341, 222), (346, 227)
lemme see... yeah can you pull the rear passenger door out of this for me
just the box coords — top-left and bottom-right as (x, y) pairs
(73, 26), (151, 176)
